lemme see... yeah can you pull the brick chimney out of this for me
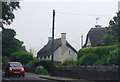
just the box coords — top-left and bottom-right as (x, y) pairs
(61, 33), (66, 45)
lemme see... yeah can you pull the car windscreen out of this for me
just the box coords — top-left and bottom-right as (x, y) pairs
(10, 63), (22, 67)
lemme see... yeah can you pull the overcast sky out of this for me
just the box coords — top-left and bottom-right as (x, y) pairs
(6, 0), (119, 56)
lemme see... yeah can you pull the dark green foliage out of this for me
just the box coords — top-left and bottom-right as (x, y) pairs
(103, 11), (120, 45)
(62, 59), (76, 66)
(77, 45), (119, 65)
(95, 55), (108, 65)
(107, 47), (119, 65)
(2, 2), (20, 26)
(26, 59), (54, 75)
(2, 28), (26, 57)
(36, 66), (49, 75)
(77, 47), (97, 59)
(78, 46), (114, 59)
(2, 56), (10, 68)
(77, 53), (98, 65)
(39, 60), (54, 74)
(10, 50), (33, 65)
(26, 59), (41, 68)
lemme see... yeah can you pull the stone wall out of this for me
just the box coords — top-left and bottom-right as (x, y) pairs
(53, 66), (119, 80)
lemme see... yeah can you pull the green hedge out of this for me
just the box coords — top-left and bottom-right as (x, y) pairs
(77, 53), (98, 65)
(77, 45), (119, 65)
(78, 45), (115, 59)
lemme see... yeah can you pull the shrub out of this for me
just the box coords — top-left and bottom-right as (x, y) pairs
(78, 45), (114, 60)
(77, 53), (98, 65)
(2, 56), (10, 68)
(26, 59), (41, 68)
(77, 45), (119, 66)
(95, 55), (108, 65)
(62, 59), (76, 66)
(107, 47), (119, 65)
(39, 60), (54, 74)
(10, 50), (33, 65)
(26, 60), (54, 75)
(36, 66), (49, 75)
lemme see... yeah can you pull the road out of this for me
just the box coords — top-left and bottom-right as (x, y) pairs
(2, 72), (118, 82)
(2, 72), (57, 82)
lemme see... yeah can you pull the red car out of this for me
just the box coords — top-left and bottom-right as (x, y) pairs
(5, 62), (25, 77)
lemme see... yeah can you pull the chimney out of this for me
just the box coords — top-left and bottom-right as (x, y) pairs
(61, 33), (66, 45)
(48, 37), (52, 42)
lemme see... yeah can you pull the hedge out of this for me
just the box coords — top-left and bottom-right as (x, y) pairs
(77, 45), (119, 65)
(78, 45), (115, 59)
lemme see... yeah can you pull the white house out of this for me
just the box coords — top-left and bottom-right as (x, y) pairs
(37, 33), (77, 63)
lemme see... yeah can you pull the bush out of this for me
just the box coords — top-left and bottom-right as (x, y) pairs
(2, 56), (10, 68)
(107, 47), (119, 65)
(62, 59), (76, 66)
(36, 66), (49, 75)
(26, 59), (41, 68)
(77, 53), (98, 65)
(95, 55), (108, 65)
(77, 47), (96, 59)
(77, 45), (119, 66)
(39, 60), (54, 74)
(26, 59), (54, 75)
(10, 50), (33, 65)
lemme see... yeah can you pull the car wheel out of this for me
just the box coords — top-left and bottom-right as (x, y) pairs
(5, 73), (7, 77)
(19, 75), (21, 77)
(22, 74), (25, 77)
(8, 74), (10, 77)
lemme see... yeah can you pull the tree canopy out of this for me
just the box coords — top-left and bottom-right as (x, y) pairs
(104, 11), (120, 45)
(2, 2), (20, 26)
(2, 28), (26, 57)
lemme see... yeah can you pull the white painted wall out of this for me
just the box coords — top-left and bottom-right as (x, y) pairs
(53, 44), (77, 63)
(86, 37), (91, 47)
(38, 33), (77, 63)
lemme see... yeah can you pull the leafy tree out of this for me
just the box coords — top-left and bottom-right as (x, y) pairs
(2, 28), (26, 57)
(104, 11), (120, 45)
(10, 50), (33, 65)
(2, 2), (20, 27)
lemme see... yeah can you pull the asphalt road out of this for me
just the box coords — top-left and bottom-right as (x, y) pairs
(2, 72), (57, 82)
(1, 72), (119, 82)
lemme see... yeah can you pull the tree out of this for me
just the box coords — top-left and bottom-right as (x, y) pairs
(2, 2), (20, 27)
(104, 11), (120, 45)
(2, 28), (26, 57)
(10, 50), (33, 65)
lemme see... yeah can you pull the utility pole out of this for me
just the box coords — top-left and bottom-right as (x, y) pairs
(81, 35), (83, 48)
(52, 10), (55, 62)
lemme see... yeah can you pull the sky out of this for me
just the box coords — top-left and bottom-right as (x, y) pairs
(6, 0), (119, 57)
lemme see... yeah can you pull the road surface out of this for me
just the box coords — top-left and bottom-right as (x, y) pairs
(2, 72), (57, 82)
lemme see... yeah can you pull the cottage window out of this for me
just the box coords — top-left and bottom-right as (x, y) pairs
(69, 51), (71, 54)
(40, 57), (42, 59)
(44, 56), (46, 59)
